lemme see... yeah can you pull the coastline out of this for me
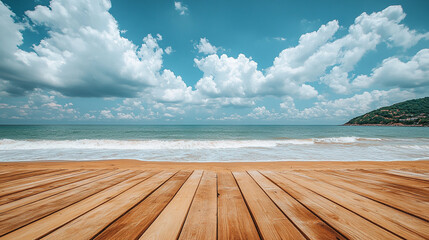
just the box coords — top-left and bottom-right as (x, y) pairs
(343, 123), (428, 127)
(1, 159), (428, 171)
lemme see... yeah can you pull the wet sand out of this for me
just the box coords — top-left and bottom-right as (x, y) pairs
(0, 159), (428, 171)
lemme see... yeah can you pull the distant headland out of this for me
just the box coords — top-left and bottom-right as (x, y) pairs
(344, 97), (429, 126)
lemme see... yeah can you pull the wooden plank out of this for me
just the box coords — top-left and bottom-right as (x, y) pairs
(0, 169), (67, 188)
(217, 171), (260, 240)
(1, 171), (157, 240)
(360, 169), (429, 191)
(0, 170), (137, 236)
(42, 171), (176, 240)
(233, 171), (305, 240)
(261, 171), (402, 240)
(331, 170), (429, 201)
(286, 170), (429, 239)
(386, 169), (429, 181)
(313, 170), (429, 221)
(179, 171), (217, 240)
(0, 170), (54, 183)
(0, 169), (119, 213)
(0, 169), (80, 197)
(0, 170), (101, 206)
(94, 171), (192, 240)
(247, 170), (345, 240)
(361, 169), (429, 187)
(139, 170), (203, 240)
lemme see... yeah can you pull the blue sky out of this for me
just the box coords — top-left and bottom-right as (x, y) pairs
(0, 0), (428, 124)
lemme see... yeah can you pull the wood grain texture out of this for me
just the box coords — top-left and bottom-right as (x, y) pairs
(42, 171), (176, 240)
(357, 169), (429, 189)
(0, 169), (78, 197)
(0, 166), (427, 239)
(94, 170), (192, 240)
(286, 170), (429, 239)
(179, 171), (217, 240)
(1, 171), (156, 240)
(0, 169), (118, 213)
(233, 171), (305, 240)
(248, 170), (345, 240)
(0, 170), (137, 236)
(139, 170), (203, 240)
(314, 170), (429, 221)
(217, 171), (260, 240)
(0, 170), (55, 183)
(261, 171), (402, 240)
(330, 169), (429, 201)
(0, 170), (102, 206)
(386, 169), (429, 181)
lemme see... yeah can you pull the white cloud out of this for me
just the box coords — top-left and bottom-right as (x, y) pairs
(207, 113), (243, 121)
(174, 2), (188, 15)
(273, 37), (286, 41)
(195, 54), (264, 98)
(280, 88), (416, 119)
(0, 89), (79, 120)
(100, 110), (114, 119)
(117, 112), (134, 119)
(195, 38), (218, 55)
(83, 113), (95, 119)
(164, 46), (173, 54)
(0, 0), (187, 99)
(194, 5), (428, 103)
(353, 49), (429, 89)
(194, 5), (428, 104)
(0, 2), (428, 122)
(320, 5), (429, 93)
(150, 69), (196, 103)
(248, 106), (280, 120)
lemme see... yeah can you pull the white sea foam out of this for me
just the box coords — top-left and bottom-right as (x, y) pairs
(312, 136), (380, 143)
(0, 137), (381, 150)
(0, 137), (427, 162)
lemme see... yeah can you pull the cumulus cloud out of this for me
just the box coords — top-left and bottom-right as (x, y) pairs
(194, 31), (333, 101)
(195, 54), (264, 97)
(174, 2), (188, 15)
(195, 38), (218, 55)
(0, 0), (186, 98)
(353, 49), (429, 89)
(0, 89), (79, 120)
(100, 110), (114, 119)
(320, 5), (429, 93)
(280, 88), (416, 119)
(0, 1), (428, 122)
(194, 5), (428, 105)
(248, 106), (280, 120)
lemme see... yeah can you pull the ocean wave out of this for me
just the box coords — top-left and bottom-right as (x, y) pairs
(397, 145), (429, 150)
(0, 137), (381, 150)
(314, 136), (384, 143)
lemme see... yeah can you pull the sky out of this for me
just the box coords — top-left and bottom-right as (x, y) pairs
(0, 0), (428, 124)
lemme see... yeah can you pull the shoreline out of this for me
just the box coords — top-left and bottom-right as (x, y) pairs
(1, 159), (428, 171)
(343, 123), (428, 127)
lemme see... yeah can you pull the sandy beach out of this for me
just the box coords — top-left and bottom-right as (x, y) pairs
(1, 159), (429, 171)
(0, 159), (428, 239)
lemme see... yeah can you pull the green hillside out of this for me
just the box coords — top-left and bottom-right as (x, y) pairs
(345, 97), (429, 126)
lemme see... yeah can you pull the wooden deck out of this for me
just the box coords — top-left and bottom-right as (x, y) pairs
(0, 167), (427, 239)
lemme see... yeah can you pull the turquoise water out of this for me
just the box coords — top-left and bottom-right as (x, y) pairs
(0, 125), (428, 162)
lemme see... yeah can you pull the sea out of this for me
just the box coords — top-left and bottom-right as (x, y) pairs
(0, 125), (428, 162)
